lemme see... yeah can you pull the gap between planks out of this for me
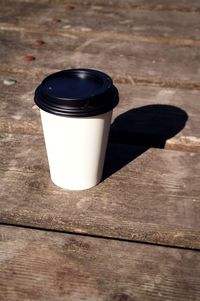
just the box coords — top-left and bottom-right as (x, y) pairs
(1, 223), (200, 301)
(1, 222), (200, 252)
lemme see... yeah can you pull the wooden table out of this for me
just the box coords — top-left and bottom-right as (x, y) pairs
(0, 0), (200, 300)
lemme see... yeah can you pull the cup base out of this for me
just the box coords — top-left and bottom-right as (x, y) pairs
(51, 177), (101, 191)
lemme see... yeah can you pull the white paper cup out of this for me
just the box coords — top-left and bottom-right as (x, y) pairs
(35, 69), (119, 190)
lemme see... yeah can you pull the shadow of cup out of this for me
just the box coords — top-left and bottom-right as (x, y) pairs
(103, 104), (188, 180)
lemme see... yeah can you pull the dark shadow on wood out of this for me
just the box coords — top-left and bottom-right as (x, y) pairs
(103, 104), (188, 180)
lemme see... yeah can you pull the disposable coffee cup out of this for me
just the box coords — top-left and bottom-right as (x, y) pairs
(34, 68), (119, 190)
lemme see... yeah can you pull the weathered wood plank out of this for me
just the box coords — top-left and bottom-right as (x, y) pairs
(0, 29), (199, 88)
(0, 225), (200, 301)
(0, 133), (199, 249)
(1, 71), (200, 151)
(2, 0), (200, 10)
(64, 0), (200, 12)
(0, 0), (200, 43)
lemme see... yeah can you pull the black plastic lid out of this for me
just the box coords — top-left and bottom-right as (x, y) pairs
(34, 68), (119, 117)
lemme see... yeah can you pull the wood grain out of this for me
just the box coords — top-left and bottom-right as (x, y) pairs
(1, 0), (200, 42)
(0, 225), (200, 301)
(0, 28), (200, 90)
(2, 0), (200, 10)
(0, 133), (200, 249)
(1, 71), (200, 151)
(0, 1), (199, 299)
(65, 0), (200, 12)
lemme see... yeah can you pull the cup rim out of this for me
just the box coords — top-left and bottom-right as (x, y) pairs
(34, 68), (119, 117)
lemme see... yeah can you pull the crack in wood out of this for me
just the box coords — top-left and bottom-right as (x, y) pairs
(0, 168), (35, 174)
